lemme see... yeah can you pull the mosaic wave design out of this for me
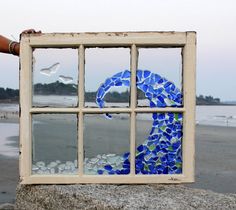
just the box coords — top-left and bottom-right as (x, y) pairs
(95, 69), (183, 175)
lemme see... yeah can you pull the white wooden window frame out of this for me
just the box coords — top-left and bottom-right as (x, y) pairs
(19, 32), (196, 184)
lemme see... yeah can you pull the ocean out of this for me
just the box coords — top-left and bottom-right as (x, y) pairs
(1, 96), (236, 127)
(196, 105), (236, 127)
(0, 122), (19, 157)
(1, 96), (236, 157)
(32, 95), (236, 127)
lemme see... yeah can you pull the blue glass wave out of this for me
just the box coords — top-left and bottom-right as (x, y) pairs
(95, 69), (183, 175)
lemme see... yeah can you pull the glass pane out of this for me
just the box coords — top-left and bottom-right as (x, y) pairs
(32, 48), (78, 107)
(85, 48), (130, 108)
(136, 113), (183, 174)
(32, 114), (78, 175)
(84, 114), (130, 175)
(137, 48), (182, 107)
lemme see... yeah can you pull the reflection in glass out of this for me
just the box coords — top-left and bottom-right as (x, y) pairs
(137, 48), (183, 107)
(85, 48), (130, 107)
(32, 48), (78, 107)
(32, 114), (78, 175)
(136, 113), (183, 175)
(84, 114), (130, 175)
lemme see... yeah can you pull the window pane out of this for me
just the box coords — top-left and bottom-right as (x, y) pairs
(84, 114), (130, 175)
(137, 48), (183, 107)
(32, 114), (78, 175)
(32, 48), (78, 107)
(85, 48), (130, 108)
(136, 113), (183, 175)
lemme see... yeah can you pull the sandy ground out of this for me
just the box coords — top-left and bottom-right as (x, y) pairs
(0, 113), (236, 204)
(188, 125), (236, 193)
(0, 154), (18, 204)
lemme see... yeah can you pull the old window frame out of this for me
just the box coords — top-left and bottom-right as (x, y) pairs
(20, 32), (196, 184)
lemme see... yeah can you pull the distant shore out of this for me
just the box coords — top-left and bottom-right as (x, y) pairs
(0, 99), (18, 104)
(1, 93), (236, 106)
(197, 103), (236, 106)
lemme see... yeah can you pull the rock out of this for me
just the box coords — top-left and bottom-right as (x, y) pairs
(15, 184), (236, 210)
(0, 203), (15, 210)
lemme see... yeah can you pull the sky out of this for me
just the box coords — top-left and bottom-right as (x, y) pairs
(0, 0), (236, 101)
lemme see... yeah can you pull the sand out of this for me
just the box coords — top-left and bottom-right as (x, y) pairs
(0, 155), (18, 204)
(189, 125), (236, 193)
(0, 113), (236, 204)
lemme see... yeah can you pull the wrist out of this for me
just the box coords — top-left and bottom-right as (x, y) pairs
(14, 43), (20, 56)
(8, 41), (19, 56)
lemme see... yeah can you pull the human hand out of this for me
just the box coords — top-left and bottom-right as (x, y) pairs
(13, 29), (42, 56)
(20, 29), (42, 36)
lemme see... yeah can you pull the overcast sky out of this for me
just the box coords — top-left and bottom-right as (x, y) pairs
(0, 0), (236, 101)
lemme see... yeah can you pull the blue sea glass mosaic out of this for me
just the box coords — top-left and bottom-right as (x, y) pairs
(92, 69), (183, 175)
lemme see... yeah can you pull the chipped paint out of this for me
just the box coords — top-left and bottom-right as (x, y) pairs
(19, 31), (196, 184)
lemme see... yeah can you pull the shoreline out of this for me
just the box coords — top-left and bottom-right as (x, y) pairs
(1, 109), (236, 128)
(0, 110), (19, 124)
(197, 103), (236, 106)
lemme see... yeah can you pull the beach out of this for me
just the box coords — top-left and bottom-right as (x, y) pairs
(0, 106), (236, 204)
(0, 154), (18, 204)
(189, 125), (236, 193)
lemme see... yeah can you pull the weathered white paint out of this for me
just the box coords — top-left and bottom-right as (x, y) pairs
(20, 31), (196, 184)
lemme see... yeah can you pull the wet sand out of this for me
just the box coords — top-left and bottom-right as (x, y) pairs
(0, 118), (236, 204)
(189, 125), (236, 193)
(0, 111), (18, 124)
(0, 154), (18, 204)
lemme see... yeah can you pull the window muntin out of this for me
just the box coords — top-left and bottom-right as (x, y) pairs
(20, 32), (196, 184)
